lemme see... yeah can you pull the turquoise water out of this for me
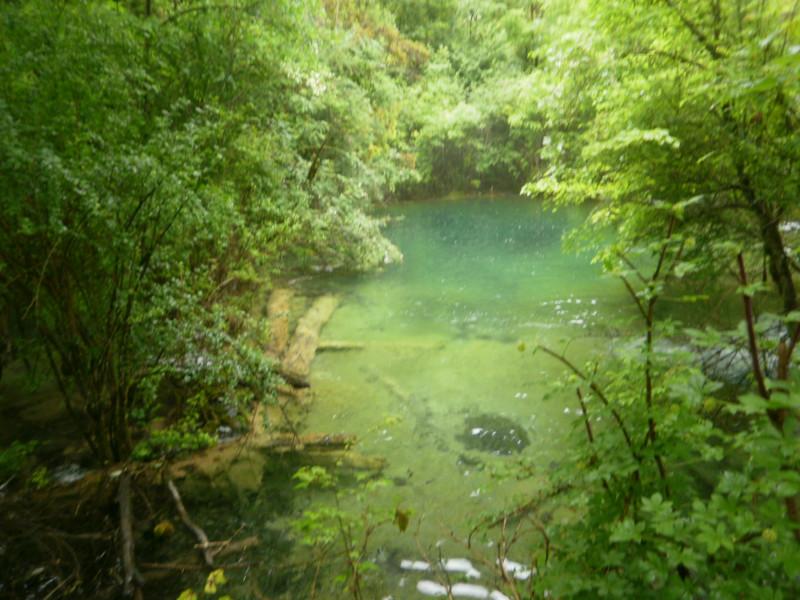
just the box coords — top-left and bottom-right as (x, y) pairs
(295, 197), (632, 596)
(189, 196), (636, 599)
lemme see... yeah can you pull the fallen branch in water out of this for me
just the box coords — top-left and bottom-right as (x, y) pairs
(281, 295), (339, 386)
(166, 477), (214, 567)
(267, 288), (294, 358)
(304, 449), (386, 471)
(254, 432), (355, 452)
(317, 340), (366, 351)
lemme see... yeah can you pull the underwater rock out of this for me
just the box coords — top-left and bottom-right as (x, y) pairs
(456, 414), (530, 455)
(498, 558), (535, 580)
(400, 557), (481, 579)
(451, 583), (490, 598)
(401, 560), (430, 572)
(457, 453), (483, 468)
(417, 580), (447, 596)
(53, 463), (87, 485)
(442, 558), (481, 579)
(416, 579), (509, 599)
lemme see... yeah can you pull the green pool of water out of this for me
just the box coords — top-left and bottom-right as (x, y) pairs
(294, 197), (632, 593)
(184, 196), (640, 598)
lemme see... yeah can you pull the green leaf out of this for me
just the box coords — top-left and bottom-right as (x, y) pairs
(730, 393), (769, 415)
(609, 518), (644, 543)
(673, 261), (697, 278)
(737, 282), (768, 297)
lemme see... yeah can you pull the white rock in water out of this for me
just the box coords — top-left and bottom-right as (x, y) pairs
(417, 580), (447, 596)
(498, 558), (535, 580)
(442, 558), (480, 579)
(451, 583), (489, 598)
(53, 463), (87, 485)
(400, 559), (430, 571)
(490, 591), (511, 600)
(780, 221), (800, 233)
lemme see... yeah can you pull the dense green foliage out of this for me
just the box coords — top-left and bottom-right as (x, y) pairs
(508, 0), (800, 596)
(391, 0), (545, 195)
(0, 0), (416, 461)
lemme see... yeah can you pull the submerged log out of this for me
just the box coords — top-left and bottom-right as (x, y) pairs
(318, 340), (366, 352)
(265, 386), (311, 429)
(281, 295), (339, 386)
(167, 431), (358, 480)
(306, 450), (387, 471)
(253, 432), (355, 452)
(266, 288), (294, 358)
(318, 340), (446, 353)
(276, 383), (304, 398)
(376, 373), (409, 402)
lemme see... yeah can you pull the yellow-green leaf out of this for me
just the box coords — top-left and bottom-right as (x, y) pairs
(204, 569), (227, 594)
(394, 507), (410, 532)
(154, 520), (175, 537)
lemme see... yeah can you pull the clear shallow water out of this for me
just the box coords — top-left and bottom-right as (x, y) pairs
(183, 196), (637, 599)
(294, 197), (633, 594)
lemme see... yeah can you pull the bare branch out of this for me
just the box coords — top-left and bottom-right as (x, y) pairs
(536, 345), (636, 454)
(737, 253), (770, 401)
(167, 478), (215, 567)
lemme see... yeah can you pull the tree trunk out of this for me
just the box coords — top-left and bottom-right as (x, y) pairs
(759, 212), (798, 314)
(737, 166), (798, 314)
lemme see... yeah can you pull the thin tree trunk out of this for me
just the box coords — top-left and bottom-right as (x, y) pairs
(759, 212), (798, 313)
(118, 471), (144, 599)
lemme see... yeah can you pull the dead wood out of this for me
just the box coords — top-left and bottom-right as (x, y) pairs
(305, 450), (386, 471)
(317, 340), (366, 351)
(253, 431), (355, 452)
(214, 534), (260, 557)
(117, 471), (144, 599)
(140, 536), (261, 581)
(276, 383), (304, 398)
(281, 295), (339, 386)
(166, 477), (214, 567)
(267, 288), (294, 358)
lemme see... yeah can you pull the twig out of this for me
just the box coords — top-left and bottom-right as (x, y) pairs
(140, 560), (263, 572)
(166, 478), (214, 567)
(576, 388), (610, 493)
(536, 345), (636, 454)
